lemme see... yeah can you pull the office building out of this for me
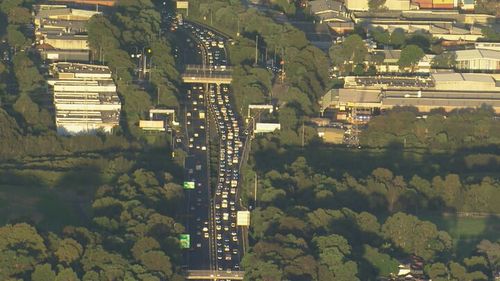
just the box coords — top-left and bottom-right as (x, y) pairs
(34, 5), (99, 62)
(49, 63), (121, 135)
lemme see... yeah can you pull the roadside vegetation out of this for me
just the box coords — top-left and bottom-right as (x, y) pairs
(0, 0), (187, 280)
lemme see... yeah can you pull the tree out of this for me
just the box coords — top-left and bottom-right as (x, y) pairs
(6, 25), (28, 49)
(363, 245), (398, 277)
(8, 7), (31, 24)
(481, 27), (500, 42)
(371, 27), (390, 45)
(55, 238), (83, 265)
(0, 0), (23, 13)
(382, 212), (451, 260)
(132, 237), (161, 260)
(398, 45), (425, 70)
(477, 240), (500, 274)
(31, 264), (57, 281)
(425, 262), (448, 280)
(329, 34), (368, 73)
(0, 223), (47, 279)
(390, 28), (406, 47)
(353, 64), (366, 76)
(432, 51), (457, 68)
(12, 53), (45, 94)
(369, 0), (386, 11)
(313, 234), (360, 281)
(55, 268), (80, 281)
(139, 251), (173, 278)
(279, 105), (299, 131)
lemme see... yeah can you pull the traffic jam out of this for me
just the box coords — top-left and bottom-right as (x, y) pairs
(181, 21), (243, 272)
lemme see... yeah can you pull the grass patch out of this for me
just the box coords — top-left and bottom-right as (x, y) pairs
(0, 184), (82, 230)
(422, 214), (500, 258)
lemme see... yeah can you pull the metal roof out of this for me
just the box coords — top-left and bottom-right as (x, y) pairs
(309, 0), (344, 14)
(455, 49), (500, 61)
(432, 72), (496, 83)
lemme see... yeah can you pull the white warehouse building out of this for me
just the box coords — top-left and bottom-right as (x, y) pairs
(455, 49), (500, 71)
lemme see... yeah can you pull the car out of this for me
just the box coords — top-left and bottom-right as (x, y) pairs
(202, 227), (208, 232)
(197, 243), (202, 248)
(232, 236), (238, 242)
(204, 232), (209, 238)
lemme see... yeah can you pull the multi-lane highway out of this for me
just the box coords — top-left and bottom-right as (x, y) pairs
(174, 18), (244, 274)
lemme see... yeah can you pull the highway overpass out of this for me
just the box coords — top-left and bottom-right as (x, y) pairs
(185, 270), (245, 280)
(181, 65), (232, 84)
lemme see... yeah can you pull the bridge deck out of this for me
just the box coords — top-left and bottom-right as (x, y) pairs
(181, 65), (232, 84)
(185, 270), (244, 280)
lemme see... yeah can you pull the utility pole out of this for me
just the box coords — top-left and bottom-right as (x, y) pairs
(301, 120), (305, 148)
(265, 47), (267, 65)
(281, 47), (285, 83)
(255, 35), (259, 66)
(157, 86), (160, 106)
(254, 173), (258, 207)
(237, 16), (240, 37)
(143, 53), (147, 78)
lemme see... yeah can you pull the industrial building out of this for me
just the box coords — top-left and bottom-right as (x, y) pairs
(455, 49), (500, 71)
(346, 0), (412, 11)
(34, 5), (99, 62)
(322, 72), (500, 121)
(345, 0), (369, 11)
(49, 63), (121, 135)
(475, 42), (500, 52)
(308, 0), (347, 21)
(369, 49), (435, 73)
(48, 0), (116, 7)
(346, 0), (474, 11)
(308, 0), (355, 33)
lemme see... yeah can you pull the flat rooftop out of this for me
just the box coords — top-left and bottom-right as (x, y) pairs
(309, 0), (344, 14)
(51, 62), (112, 75)
(338, 89), (381, 104)
(56, 110), (120, 123)
(54, 92), (121, 105)
(337, 88), (500, 108)
(455, 49), (500, 61)
(432, 72), (496, 83)
(346, 76), (435, 88)
(45, 34), (88, 40)
(37, 19), (88, 30)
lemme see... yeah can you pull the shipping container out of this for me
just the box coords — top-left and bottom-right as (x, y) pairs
(433, 0), (454, 8)
(433, 3), (454, 8)
(412, 0), (433, 9)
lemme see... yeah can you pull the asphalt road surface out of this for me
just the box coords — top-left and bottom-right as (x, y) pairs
(164, 12), (245, 275)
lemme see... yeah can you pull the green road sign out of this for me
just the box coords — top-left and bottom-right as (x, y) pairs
(180, 234), (190, 249)
(183, 181), (195, 189)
